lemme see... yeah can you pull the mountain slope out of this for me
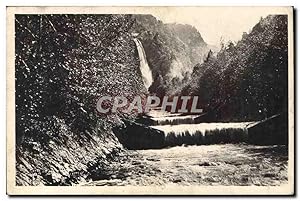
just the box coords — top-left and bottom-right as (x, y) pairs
(181, 15), (288, 122)
(132, 15), (210, 95)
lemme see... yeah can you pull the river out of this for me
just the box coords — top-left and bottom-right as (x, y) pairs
(83, 144), (288, 186)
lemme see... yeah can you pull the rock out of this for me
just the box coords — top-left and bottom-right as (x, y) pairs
(264, 173), (276, 178)
(113, 120), (165, 150)
(132, 161), (141, 165)
(146, 158), (160, 162)
(241, 175), (249, 182)
(248, 114), (288, 145)
(198, 161), (216, 166)
(173, 179), (182, 183)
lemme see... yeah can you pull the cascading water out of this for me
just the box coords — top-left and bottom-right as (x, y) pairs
(133, 38), (153, 89)
(131, 36), (253, 148)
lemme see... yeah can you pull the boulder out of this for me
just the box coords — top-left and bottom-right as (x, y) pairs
(247, 114), (288, 145)
(113, 120), (165, 149)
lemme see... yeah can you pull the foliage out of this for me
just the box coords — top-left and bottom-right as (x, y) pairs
(15, 14), (146, 145)
(182, 15), (288, 121)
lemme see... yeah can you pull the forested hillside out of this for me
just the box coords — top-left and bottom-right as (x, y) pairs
(15, 14), (146, 185)
(181, 15), (288, 122)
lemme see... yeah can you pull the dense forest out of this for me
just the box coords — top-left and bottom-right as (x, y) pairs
(180, 15), (288, 122)
(15, 14), (288, 185)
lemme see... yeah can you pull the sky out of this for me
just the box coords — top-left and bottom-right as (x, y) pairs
(150, 7), (288, 46)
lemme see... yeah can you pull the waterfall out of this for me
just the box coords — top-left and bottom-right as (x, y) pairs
(133, 38), (153, 89)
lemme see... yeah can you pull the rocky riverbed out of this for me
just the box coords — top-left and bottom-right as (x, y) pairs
(83, 144), (288, 186)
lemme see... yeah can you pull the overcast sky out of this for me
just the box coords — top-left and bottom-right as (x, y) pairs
(150, 7), (286, 46)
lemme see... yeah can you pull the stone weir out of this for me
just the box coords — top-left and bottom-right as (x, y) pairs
(113, 113), (287, 150)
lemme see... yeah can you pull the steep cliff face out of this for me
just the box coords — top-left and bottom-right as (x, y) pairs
(165, 23), (207, 65)
(15, 14), (146, 185)
(131, 15), (210, 95)
(182, 15), (288, 122)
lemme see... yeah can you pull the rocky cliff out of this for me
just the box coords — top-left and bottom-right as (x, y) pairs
(132, 15), (210, 96)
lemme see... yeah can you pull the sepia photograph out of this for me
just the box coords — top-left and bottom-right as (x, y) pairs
(6, 6), (294, 195)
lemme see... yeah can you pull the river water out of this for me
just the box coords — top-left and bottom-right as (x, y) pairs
(82, 107), (287, 186)
(83, 144), (288, 186)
